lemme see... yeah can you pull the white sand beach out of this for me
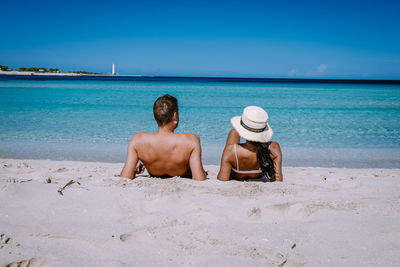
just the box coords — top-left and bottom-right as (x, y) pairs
(1, 159), (400, 266)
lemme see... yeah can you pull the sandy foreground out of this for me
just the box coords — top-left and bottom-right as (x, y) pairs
(0, 159), (399, 267)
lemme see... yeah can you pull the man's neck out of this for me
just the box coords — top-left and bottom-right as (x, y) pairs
(157, 124), (176, 134)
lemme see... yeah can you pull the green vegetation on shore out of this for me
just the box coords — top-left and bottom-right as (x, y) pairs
(67, 71), (103, 75)
(18, 67), (59, 73)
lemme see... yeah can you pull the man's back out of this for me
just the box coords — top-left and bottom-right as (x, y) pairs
(133, 131), (198, 177)
(120, 94), (206, 181)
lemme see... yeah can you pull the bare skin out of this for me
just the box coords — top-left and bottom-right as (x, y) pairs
(217, 129), (283, 182)
(120, 112), (206, 181)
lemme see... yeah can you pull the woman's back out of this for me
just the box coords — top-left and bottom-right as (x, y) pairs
(217, 130), (282, 182)
(217, 106), (282, 182)
(231, 143), (263, 178)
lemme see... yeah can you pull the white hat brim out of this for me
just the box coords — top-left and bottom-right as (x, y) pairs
(231, 116), (273, 143)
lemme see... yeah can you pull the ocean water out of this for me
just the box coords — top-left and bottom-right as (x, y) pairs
(1, 76), (399, 167)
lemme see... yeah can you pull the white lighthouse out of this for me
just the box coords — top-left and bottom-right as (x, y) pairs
(112, 63), (115, 75)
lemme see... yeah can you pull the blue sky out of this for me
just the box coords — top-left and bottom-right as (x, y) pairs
(1, 0), (400, 79)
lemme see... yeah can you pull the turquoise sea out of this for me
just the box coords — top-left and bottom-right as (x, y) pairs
(1, 76), (399, 167)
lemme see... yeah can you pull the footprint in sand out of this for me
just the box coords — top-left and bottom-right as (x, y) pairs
(22, 163), (31, 168)
(271, 202), (311, 218)
(55, 167), (68, 173)
(14, 162), (31, 169)
(6, 258), (45, 267)
(262, 243), (305, 266)
(6, 178), (32, 183)
(119, 233), (133, 242)
(1, 233), (11, 245)
(247, 207), (262, 218)
(0, 233), (22, 251)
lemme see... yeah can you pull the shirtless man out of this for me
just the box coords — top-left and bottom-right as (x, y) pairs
(120, 94), (206, 181)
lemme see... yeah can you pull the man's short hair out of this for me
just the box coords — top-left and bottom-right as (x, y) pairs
(153, 94), (178, 126)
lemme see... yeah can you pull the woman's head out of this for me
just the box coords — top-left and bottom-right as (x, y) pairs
(230, 106), (273, 143)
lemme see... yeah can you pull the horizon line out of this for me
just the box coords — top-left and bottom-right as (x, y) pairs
(1, 73), (400, 84)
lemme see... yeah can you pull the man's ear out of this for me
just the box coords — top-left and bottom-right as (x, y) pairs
(172, 112), (179, 126)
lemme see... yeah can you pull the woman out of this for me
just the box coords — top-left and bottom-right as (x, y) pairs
(217, 106), (283, 182)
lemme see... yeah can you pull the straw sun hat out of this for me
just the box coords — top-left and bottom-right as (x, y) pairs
(231, 106), (273, 143)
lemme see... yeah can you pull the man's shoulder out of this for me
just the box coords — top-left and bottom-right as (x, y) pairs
(175, 133), (200, 143)
(132, 131), (152, 138)
(129, 131), (153, 145)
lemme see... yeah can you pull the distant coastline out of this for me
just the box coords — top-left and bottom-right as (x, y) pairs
(1, 71), (399, 84)
(0, 70), (111, 77)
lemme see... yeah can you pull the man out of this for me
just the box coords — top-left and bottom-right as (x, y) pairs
(120, 94), (206, 181)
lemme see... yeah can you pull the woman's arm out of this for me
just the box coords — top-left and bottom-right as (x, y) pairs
(217, 129), (239, 181)
(217, 145), (233, 181)
(269, 142), (283, 182)
(225, 129), (240, 146)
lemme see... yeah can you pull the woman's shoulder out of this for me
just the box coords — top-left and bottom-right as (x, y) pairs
(268, 141), (280, 149)
(220, 144), (239, 167)
(224, 143), (237, 154)
(268, 141), (282, 156)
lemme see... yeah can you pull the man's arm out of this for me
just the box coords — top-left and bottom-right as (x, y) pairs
(270, 142), (283, 182)
(120, 137), (139, 179)
(217, 145), (233, 181)
(188, 135), (206, 181)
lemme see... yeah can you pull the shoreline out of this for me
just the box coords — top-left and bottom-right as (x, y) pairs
(1, 157), (400, 170)
(1, 71), (400, 84)
(1, 158), (399, 266)
(1, 140), (399, 168)
(0, 70), (142, 77)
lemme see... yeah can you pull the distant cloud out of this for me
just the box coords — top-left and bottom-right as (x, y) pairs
(291, 64), (327, 77)
(317, 64), (327, 73)
(288, 69), (296, 76)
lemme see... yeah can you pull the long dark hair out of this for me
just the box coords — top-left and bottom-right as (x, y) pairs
(250, 141), (276, 181)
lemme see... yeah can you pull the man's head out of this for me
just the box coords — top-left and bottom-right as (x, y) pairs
(153, 94), (179, 127)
